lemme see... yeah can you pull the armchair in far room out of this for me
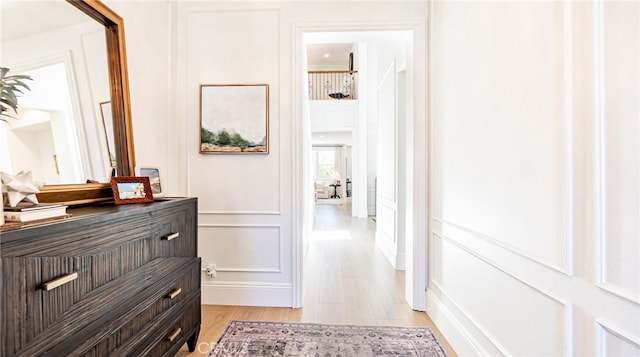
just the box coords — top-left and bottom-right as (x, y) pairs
(314, 181), (330, 200)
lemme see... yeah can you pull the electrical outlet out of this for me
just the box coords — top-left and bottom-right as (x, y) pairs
(205, 263), (217, 278)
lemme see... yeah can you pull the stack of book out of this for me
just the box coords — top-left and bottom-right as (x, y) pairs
(3, 203), (69, 223)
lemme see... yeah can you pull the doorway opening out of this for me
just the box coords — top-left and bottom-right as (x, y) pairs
(297, 27), (426, 312)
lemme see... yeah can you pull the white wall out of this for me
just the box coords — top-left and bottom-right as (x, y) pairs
(366, 41), (379, 219)
(183, 5), (286, 306)
(108, 1), (423, 307)
(3, 111), (54, 181)
(301, 42), (314, 261)
(105, 1), (173, 186)
(428, 1), (640, 355)
(309, 100), (358, 131)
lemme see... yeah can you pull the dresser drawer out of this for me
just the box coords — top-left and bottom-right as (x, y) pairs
(2, 256), (92, 354)
(106, 258), (200, 356)
(1, 210), (154, 258)
(150, 203), (197, 258)
(147, 298), (202, 357)
(2, 235), (156, 355)
(116, 296), (201, 357)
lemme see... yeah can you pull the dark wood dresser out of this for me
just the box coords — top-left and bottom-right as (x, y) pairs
(0, 197), (200, 356)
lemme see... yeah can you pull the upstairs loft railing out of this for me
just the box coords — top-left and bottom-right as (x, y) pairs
(308, 70), (358, 100)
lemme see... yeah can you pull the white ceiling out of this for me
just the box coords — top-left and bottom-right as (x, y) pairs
(306, 43), (354, 68)
(305, 30), (411, 68)
(1, 1), (90, 43)
(311, 131), (352, 146)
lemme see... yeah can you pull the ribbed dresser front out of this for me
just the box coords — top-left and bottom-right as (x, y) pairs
(0, 197), (200, 357)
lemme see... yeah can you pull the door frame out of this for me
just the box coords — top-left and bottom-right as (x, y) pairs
(291, 19), (428, 310)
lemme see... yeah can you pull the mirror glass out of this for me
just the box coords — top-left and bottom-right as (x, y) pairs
(0, 1), (114, 184)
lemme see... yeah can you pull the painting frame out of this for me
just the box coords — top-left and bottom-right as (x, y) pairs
(199, 83), (269, 154)
(110, 176), (154, 204)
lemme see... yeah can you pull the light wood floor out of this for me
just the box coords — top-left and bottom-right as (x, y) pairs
(177, 201), (456, 356)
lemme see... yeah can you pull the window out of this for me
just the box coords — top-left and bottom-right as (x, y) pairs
(312, 147), (336, 181)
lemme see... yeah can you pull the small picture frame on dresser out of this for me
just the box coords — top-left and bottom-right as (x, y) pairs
(135, 166), (165, 198)
(110, 176), (154, 204)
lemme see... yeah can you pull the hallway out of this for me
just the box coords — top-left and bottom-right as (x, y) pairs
(303, 202), (417, 326)
(178, 203), (456, 355)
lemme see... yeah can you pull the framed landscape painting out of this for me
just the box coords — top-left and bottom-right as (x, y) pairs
(199, 84), (269, 154)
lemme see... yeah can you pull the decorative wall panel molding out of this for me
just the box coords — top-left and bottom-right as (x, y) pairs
(431, 233), (566, 356)
(199, 224), (282, 273)
(431, 1), (571, 274)
(426, 289), (488, 356)
(596, 320), (640, 356)
(593, 0), (640, 304)
(433, 218), (568, 274)
(429, 1), (639, 355)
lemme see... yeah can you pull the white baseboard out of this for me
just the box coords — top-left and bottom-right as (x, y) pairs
(426, 288), (486, 356)
(201, 281), (293, 307)
(375, 230), (397, 269)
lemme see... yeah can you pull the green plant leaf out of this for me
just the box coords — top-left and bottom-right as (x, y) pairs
(0, 67), (32, 119)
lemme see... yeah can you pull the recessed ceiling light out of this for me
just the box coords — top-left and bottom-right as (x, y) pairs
(319, 135), (325, 138)
(323, 53), (330, 58)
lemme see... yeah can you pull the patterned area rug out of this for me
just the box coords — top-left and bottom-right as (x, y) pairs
(209, 320), (448, 357)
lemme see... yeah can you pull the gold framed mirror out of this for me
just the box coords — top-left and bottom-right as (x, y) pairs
(2, 0), (135, 205)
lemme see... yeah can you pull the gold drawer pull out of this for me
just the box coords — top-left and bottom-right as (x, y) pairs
(162, 232), (180, 241)
(166, 327), (181, 342)
(43, 272), (78, 291)
(167, 288), (182, 299)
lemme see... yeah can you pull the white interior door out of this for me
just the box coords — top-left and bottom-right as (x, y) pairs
(375, 60), (401, 269)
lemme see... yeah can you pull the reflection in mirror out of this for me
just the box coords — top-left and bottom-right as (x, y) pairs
(0, 1), (114, 184)
(8, 61), (85, 184)
(99, 101), (116, 168)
